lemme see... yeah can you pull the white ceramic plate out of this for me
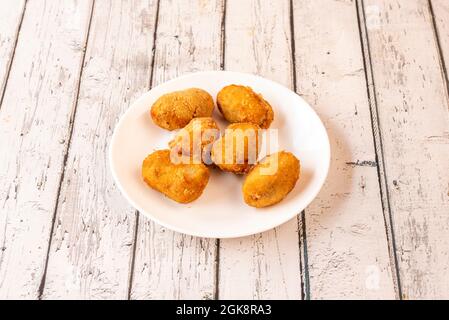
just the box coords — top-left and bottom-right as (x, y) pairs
(109, 71), (330, 238)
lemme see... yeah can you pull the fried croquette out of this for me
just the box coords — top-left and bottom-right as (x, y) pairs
(211, 123), (260, 174)
(151, 88), (215, 130)
(217, 85), (274, 129)
(142, 150), (210, 203)
(242, 151), (300, 208)
(168, 117), (220, 165)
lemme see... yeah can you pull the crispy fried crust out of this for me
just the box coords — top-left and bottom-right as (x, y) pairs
(217, 85), (274, 129)
(142, 150), (210, 203)
(211, 123), (260, 174)
(168, 117), (220, 165)
(242, 151), (300, 208)
(151, 88), (215, 130)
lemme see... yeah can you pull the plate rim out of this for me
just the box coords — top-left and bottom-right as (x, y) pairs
(109, 70), (331, 238)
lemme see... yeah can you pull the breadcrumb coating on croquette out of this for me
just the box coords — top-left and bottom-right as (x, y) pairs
(242, 151), (300, 208)
(151, 88), (215, 130)
(211, 122), (260, 174)
(217, 85), (274, 129)
(142, 150), (210, 203)
(168, 117), (220, 165)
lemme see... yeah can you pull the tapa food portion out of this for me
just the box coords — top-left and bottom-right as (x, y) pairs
(151, 88), (215, 130)
(142, 150), (210, 203)
(217, 84), (274, 129)
(168, 117), (220, 165)
(211, 122), (260, 174)
(242, 151), (300, 208)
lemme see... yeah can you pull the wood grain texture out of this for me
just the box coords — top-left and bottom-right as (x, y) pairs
(218, 0), (302, 300)
(0, 0), (447, 300)
(41, 0), (158, 299)
(293, 0), (396, 299)
(363, 0), (449, 299)
(0, 0), (93, 299)
(129, 0), (223, 300)
(0, 0), (26, 100)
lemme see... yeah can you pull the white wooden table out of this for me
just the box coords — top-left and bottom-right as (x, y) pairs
(0, 0), (448, 300)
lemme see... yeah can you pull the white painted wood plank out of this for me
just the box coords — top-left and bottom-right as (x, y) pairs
(129, 0), (223, 300)
(293, 0), (396, 299)
(218, 0), (302, 300)
(363, 0), (449, 299)
(41, 0), (158, 300)
(0, 0), (93, 299)
(0, 0), (25, 97)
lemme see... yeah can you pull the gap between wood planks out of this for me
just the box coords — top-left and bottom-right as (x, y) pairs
(0, 1), (27, 112)
(289, 0), (311, 300)
(127, 0), (161, 300)
(126, 0), (162, 300)
(37, 0), (96, 300)
(355, 0), (403, 299)
(428, 0), (449, 106)
(214, 0), (227, 301)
